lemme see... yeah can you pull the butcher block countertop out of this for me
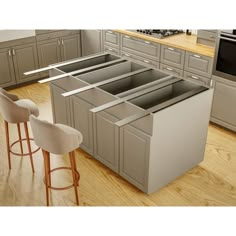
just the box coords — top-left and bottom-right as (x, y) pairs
(115, 30), (215, 58)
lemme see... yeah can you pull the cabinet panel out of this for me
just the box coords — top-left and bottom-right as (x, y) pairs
(184, 51), (213, 78)
(120, 125), (150, 191)
(104, 30), (120, 48)
(70, 96), (94, 155)
(0, 48), (16, 87)
(104, 45), (119, 55)
(13, 43), (39, 83)
(50, 84), (71, 125)
(61, 34), (81, 61)
(160, 63), (183, 77)
(160, 45), (185, 69)
(184, 71), (210, 86)
(82, 30), (102, 56)
(211, 81), (236, 128)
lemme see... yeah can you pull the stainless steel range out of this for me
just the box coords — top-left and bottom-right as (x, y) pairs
(135, 29), (184, 38)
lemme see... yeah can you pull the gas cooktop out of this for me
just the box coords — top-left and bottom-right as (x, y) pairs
(135, 29), (184, 39)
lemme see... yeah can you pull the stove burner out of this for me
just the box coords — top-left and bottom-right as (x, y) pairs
(136, 29), (184, 38)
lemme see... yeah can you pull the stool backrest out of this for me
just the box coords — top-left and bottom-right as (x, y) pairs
(30, 115), (82, 155)
(0, 90), (29, 123)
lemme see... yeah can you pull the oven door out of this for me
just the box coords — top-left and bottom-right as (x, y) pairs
(213, 31), (236, 82)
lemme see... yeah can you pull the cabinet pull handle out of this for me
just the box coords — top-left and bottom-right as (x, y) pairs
(61, 39), (64, 45)
(58, 40), (61, 45)
(107, 30), (113, 34)
(144, 41), (150, 44)
(108, 48), (113, 51)
(191, 75), (199, 80)
(124, 53), (131, 57)
(167, 47), (174, 51)
(144, 60), (150, 63)
(12, 49), (15, 56)
(193, 54), (201, 58)
(166, 67), (173, 71)
(125, 35), (130, 39)
(210, 35), (215, 39)
(8, 49), (11, 56)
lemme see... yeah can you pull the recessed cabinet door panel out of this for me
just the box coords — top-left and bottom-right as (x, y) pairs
(185, 51), (213, 78)
(120, 125), (150, 191)
(211, 81), (236, 127)
(93, 111), (119, 172)
(70, 96), (94, 155)
(13, 43), (39, 83)
(50, 84), (70, 125)
(104, 30), (119, 48)
(160, 45), (185, 69)
(61, 34), (81, 61)
(0, 48), (16, 87)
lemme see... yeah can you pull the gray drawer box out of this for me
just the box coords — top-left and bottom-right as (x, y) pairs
(184, 51), (213, 78)
(104, 45), (119, 55)
(160, 63), (183, 77)
(184, 71), (210, 86)
(160, 45), (185, 69)
(197, 30), (217, 47)
(121, 35), (160, 61)
(104, 30), (120, 49)
(121, 51), (158, 68)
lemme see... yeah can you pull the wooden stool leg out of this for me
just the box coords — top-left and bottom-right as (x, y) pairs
(42, 149), (51, 187)
(24, 122), (35, 173)
(69, 151), (79, 205)
(42, 149), (50, 206)
(4, 121), (11, 169)
(17, 123), (23, 155)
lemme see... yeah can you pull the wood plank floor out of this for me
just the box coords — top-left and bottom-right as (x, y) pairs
(0, 82), (236, 206)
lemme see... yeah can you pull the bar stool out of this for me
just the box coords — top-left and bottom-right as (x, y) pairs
(29, 115), (83, 206)
(0, 88), (40, 173)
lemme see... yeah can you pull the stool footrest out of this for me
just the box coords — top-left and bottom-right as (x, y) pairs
(44, 167), (80, 191)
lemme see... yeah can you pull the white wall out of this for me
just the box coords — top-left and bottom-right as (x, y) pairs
(0, 30), (35, 42)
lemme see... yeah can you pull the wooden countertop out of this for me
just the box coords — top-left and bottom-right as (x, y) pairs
(115, 30), (215, 58)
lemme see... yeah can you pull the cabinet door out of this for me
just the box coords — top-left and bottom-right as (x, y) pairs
(61, 34), (81, 61)
(160, 63), (183, 76)
(120, 125), (150, 192)
(103, 30), (120, 48)
(0, 48), (16, 87)
(81, 30), (102, 56)
(37, 38), (61, 77)
(12, 42), (40, 83)
(50, 83), (71, 125)
(70, 96), (94, 155)
(160, 45), (185, 69)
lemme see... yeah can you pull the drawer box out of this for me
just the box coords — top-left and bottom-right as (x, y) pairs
(104, 30), (120, 49)
(184, 71), (210, 86)
(160, 63), (183, 77)
(121, 35), (160, 61)
(104, 45), (119, 55)
(121, 51), (158, 68)
(184, 51), (213, 78)
(197, 30), (217, 47)
(160, 45), (185, 69)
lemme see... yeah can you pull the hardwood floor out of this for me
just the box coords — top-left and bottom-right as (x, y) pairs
(0, 82), (236, 206)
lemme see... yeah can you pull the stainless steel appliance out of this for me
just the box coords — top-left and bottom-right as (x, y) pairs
(211, 30), (236, 132)
(213, 30), (236, 82)
(135, 29), (184, 38)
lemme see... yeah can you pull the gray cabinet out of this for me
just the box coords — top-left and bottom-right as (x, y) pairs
(160, 45), (185, 69)
(160, 63), (183, 77)
(183, 71), (211, 86)
(81, 30), (103, 56)
(0, 47), (16, 87)
(104, 45), (119, 55)
(197, 30), (217, 47)
(211, 78), (236, 131)
(103, 30), (120, 49)
(184, 51), (213, 78)
(0, 38), (39, 88)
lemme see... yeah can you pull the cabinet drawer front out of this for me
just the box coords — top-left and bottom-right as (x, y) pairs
(121, 51), (158, 68)
(104, 30), (119, 47)
(211, 81), (236, 127)
(197, 30), (217, 41)
(184, 71), (210, 86)
(184, 51), (213, 78)
(160, 63), (183, 77)
(121, 35), (160, 60)
(104, 45), (119, 55)
(160, 45), (185, 69)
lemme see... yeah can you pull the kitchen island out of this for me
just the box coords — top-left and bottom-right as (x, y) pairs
(28, 52), (214, 194)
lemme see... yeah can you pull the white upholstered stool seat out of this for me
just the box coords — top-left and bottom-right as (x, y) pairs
(29, 115), (83, 206)
(0, 88), (40, 173)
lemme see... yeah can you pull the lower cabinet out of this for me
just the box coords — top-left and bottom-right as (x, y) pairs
(120, 125), (150, 191)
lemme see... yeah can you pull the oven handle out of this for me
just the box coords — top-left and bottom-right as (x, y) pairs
(219, 36), (236, 42)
